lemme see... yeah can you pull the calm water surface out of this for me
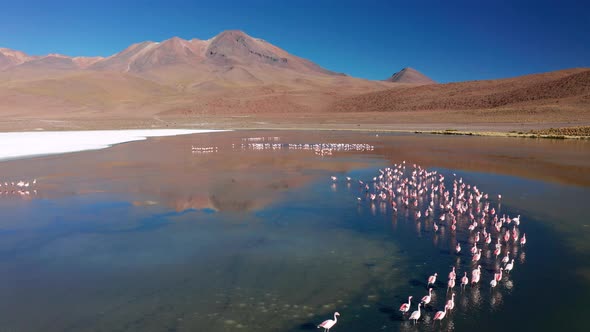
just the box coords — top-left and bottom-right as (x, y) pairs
(0, 131), (588, 332)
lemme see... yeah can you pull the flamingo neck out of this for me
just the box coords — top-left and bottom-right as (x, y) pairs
(333, 314), (338, 322)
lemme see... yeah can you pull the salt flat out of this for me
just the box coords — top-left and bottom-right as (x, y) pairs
(0, 129), (227, 161)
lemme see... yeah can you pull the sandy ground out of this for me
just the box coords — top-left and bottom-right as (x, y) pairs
(0, 113), (587, 135)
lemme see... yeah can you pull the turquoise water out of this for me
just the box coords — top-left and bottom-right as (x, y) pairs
(0, 131), (587, 331)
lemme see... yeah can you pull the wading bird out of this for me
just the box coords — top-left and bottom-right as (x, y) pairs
(399, 296), (412, 313)
(409, 303), (421, 324)
(317, 312), (340, 331)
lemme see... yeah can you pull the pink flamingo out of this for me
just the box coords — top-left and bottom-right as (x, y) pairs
(503, 231), (510, 243)
(448, 267), (456, 280)
(472, 249), (482, 262)
(520, 233), (527, 246)
(471, 265), (481, 284)
(433, 305), (448, 323)
(447, 278), (455, 291)
(456, 243), (461, 254)
(427, 273), (438, 287)
(421, 288), (433, 305)
(446, 293), (456, 310)
(493, 246), (501, 258)
(512, 229), (519, 241)
(461, 272), (469, 288)
(317, 312), (340, 331)
(409, 303), (421, 324)
(399, 296), (412, 313)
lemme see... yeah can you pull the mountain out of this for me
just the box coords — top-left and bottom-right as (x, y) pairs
(0, 30), (389, 122)
(0, 48), (33, 70)
(0, 30), (342, 78)
(385, 67), (436, 84)
(331, 68), (590, 123)
(0, 31), (587, 130)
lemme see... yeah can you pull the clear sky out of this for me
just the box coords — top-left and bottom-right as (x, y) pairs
(1, 0), (589, 82)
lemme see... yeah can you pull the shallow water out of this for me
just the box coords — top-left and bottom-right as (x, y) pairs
(0, 131), (588, 332)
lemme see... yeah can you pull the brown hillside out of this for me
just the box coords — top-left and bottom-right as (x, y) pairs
(385, 67), (435, 84)
(332, 68), (590, 113)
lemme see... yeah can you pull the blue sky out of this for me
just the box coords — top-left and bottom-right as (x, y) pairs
(1, 0), (589, 82)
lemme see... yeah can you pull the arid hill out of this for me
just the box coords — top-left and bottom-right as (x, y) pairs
(385, 67), (435, 84)
(330, 68), (590, 124)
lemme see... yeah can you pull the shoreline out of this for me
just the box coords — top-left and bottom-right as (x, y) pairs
(0, 129), (228, 161)
(413, 129), (590, 140)
(0, 118), (590, 146)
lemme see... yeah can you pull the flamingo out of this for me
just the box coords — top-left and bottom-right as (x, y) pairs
(512, 215), (521, 226)
(317, 312), (340, 331)
(502, 253), (510, 265)
(472, 249), (482, 262)
(399, 296), (412, 313)
(490, 278), (497, 289)
(448, 267), (456, 280)
(471, 265), (481, 283)
(495, 268), (503, 282)
(520, 233), (527, 246)
(455, 243), (461, 254)
(427, 273), (438, 287)
(330, 176), (337, 182)
(421, 288), (433, 305)
(461, 272), (469, 288)
(505, 259), (515, 273)
(493, 246), (501, 258)
(447, 278), (455, 291)
(446, 293), (456, 310)
(433, 305), (448, 323)
(409, 303), (421, 324)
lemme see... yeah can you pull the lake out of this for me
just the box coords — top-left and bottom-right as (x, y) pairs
(0, 130), (588, 332)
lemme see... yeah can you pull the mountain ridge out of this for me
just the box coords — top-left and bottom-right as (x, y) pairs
(385, 67), (436, 84)
(0, 30), (343, 78)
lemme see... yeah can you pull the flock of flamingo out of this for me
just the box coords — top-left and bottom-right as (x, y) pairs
(192, 139), (375, 157)
(0, 178), (38, 197)
(319, 161), (528, 330)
